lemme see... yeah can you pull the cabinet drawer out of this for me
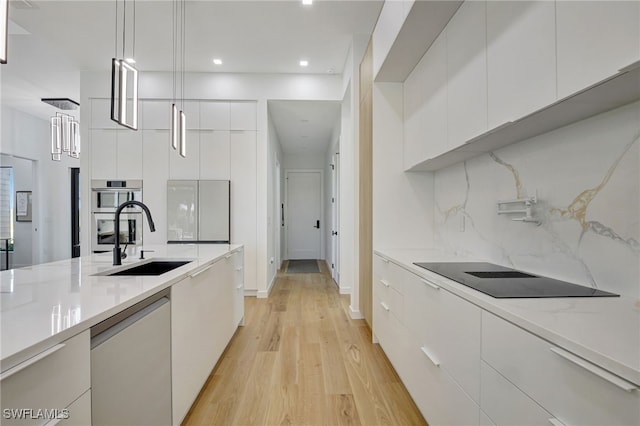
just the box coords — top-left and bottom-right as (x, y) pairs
(373, 278), (403, 323)
(481, 361), (552, 426)
(1, 331), (90, 426)
(51, 390), (91, 426)
(373, 254), (403, 292)
(407, 338), (480, 425)
(403, 270), (481, 403)
(482, 311), (640, 425)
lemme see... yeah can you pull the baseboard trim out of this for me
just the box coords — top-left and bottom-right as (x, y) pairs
(349, 305), (363, 319)
(257, 274), (277, 299)
(339, 286), (351, 295)
(243, 289), (258, 297)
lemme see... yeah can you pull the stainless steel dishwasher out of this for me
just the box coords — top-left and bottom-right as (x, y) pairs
(90, 291), (172, 426)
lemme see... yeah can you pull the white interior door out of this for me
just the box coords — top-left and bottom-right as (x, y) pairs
(286, 170), (322, 260)
(331, 153), (340, 283)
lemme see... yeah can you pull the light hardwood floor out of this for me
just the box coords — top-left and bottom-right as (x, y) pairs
(183, 261), (427, 426)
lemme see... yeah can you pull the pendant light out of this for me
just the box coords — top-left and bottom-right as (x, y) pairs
(50, 112), (80, 161)
(0, 0), (7, 64)
(111, 0), (138, 130)
(171, 0), (186, 157)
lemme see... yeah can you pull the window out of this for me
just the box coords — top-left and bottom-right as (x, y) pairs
(0, 166), (14, 251)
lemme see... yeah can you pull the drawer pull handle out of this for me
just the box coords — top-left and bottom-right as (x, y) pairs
(549, 347), (638, 392)
(225, 254), (233, 259)
(381, 258), (389, 263)
(420, 346), (440, 367)
(1, 344), (66, 381)
(421, 279), (440, 291)
(236, 267), (243, 271)
(380, 302), (390, 312)
(236, 285), (243, 290)
(189, 264), (213, 278)
(380, 279), (390, 288)
(548, 419), (566, 426)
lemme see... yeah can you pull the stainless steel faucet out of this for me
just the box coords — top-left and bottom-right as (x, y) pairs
(113, 201), (156, 266)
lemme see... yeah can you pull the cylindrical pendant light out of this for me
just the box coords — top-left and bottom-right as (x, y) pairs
(179, 110), (186, 157)
(171, 103), (178, 150)
(50, 116), (62, 161)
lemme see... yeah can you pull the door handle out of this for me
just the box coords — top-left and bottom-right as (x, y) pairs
(332, 231), (338, 236)
(314, 220), (320, 229)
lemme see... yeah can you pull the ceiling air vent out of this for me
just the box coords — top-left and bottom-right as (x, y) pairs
(41, 98), (80, 110)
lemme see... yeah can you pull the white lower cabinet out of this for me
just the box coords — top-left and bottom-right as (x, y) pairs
(373, 255), (481, 425)
(482, 311), (640, 426)
(52, 390), (91, 426)
(171, 250), (244, 425)
(0, 331), (90, 426)
(480, 361), (551, 426)
(373, 254), (640, 426)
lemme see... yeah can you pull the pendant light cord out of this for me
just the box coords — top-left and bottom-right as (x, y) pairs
(132, 0), (136, 60)
(114, 0), (118, 57)
(172, 0), (176, 104)
(122, 0), (126, 58)
(181, 0), (185, 109)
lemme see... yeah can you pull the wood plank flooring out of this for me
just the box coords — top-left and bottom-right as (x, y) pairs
(183, 261), (427, 426)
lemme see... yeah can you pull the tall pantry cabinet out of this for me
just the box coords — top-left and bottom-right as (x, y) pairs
(88, 99), (258, 292)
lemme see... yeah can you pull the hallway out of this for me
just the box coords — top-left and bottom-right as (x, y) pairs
(183, 261), (427, 425)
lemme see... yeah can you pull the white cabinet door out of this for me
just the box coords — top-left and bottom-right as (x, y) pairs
(420, 31), (448, 161)
(201, 101), (230, 130)
(556, 0), (640, 98)
(91, 98), (117, 129)
(487, 0), (556, 128)
(230, 102), (257, 131)
(447, 0), (488, 148)
(403, 271), (481, 403)
(232, 248), (245, 326)
(199, 130), (231, 180)
(403, 52), (426, 170)
(171, 257), (238, 425)
(91, 130), (117, 179)
(141, 100), (171, 130)
(116, 129), (143, 179)
(480, 361), (552, 426)
(230, 131), (257, 291)
(142, 130), (169, 245)
(169, 130), (200, 179)
(482, 311), (640, 426)
(1, 331), (90, 426)
(53, 390), (91, 426)
(182, 101), (200, 130)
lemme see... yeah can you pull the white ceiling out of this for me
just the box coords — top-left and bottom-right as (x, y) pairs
(2, 0), (382, 153)
(269, 100), (341, 154)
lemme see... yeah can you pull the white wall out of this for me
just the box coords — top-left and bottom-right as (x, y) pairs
(282, 152), (325, 170)
(434, 101), (640, 299)
(266, 107), (284, 292)
(80, 71), (344, 296)
(0, 106), (80, 266)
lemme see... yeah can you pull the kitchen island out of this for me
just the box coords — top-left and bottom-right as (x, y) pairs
(0, 244), (244, 425)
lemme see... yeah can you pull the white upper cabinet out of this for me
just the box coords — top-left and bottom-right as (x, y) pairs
(116, 129), (143, 180)
(230, 102), (257, 131)
(169, 130), (200, 179)
(91, 99), (118, 129)
(142, 130), (169, 245)
(556, 0), (640, 99)
(420, 31), (448, 162)
(90, 130), (117, 179)
(141, 100), (171, 130)
(200, 102), (231, 130)
(486, 0), (556, 129)
(403, 52), (426, 170)
(199, 131), (231, 180)
(182, 101), (200, 130)
(446, 0), (487, 148)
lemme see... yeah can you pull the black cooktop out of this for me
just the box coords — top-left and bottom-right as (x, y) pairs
(413, 262), (619, 298)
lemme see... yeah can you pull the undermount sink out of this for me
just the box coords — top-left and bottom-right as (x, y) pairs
(100, 260), (193, 276)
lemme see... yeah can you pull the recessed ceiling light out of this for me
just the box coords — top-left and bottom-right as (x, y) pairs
(299, 60), (309, 67)
(125, 58), (136, 64)
(302, 0), (313, 5)
(213, 58), (222, 65)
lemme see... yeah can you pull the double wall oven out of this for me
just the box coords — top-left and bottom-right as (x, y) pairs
(91, 180), (143, 253)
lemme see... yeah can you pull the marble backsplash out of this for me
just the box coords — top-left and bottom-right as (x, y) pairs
(433, 101), (640, 299)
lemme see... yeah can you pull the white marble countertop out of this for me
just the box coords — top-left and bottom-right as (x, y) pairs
(0, 244), (243, 372)
(374, 248), (640, 387)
